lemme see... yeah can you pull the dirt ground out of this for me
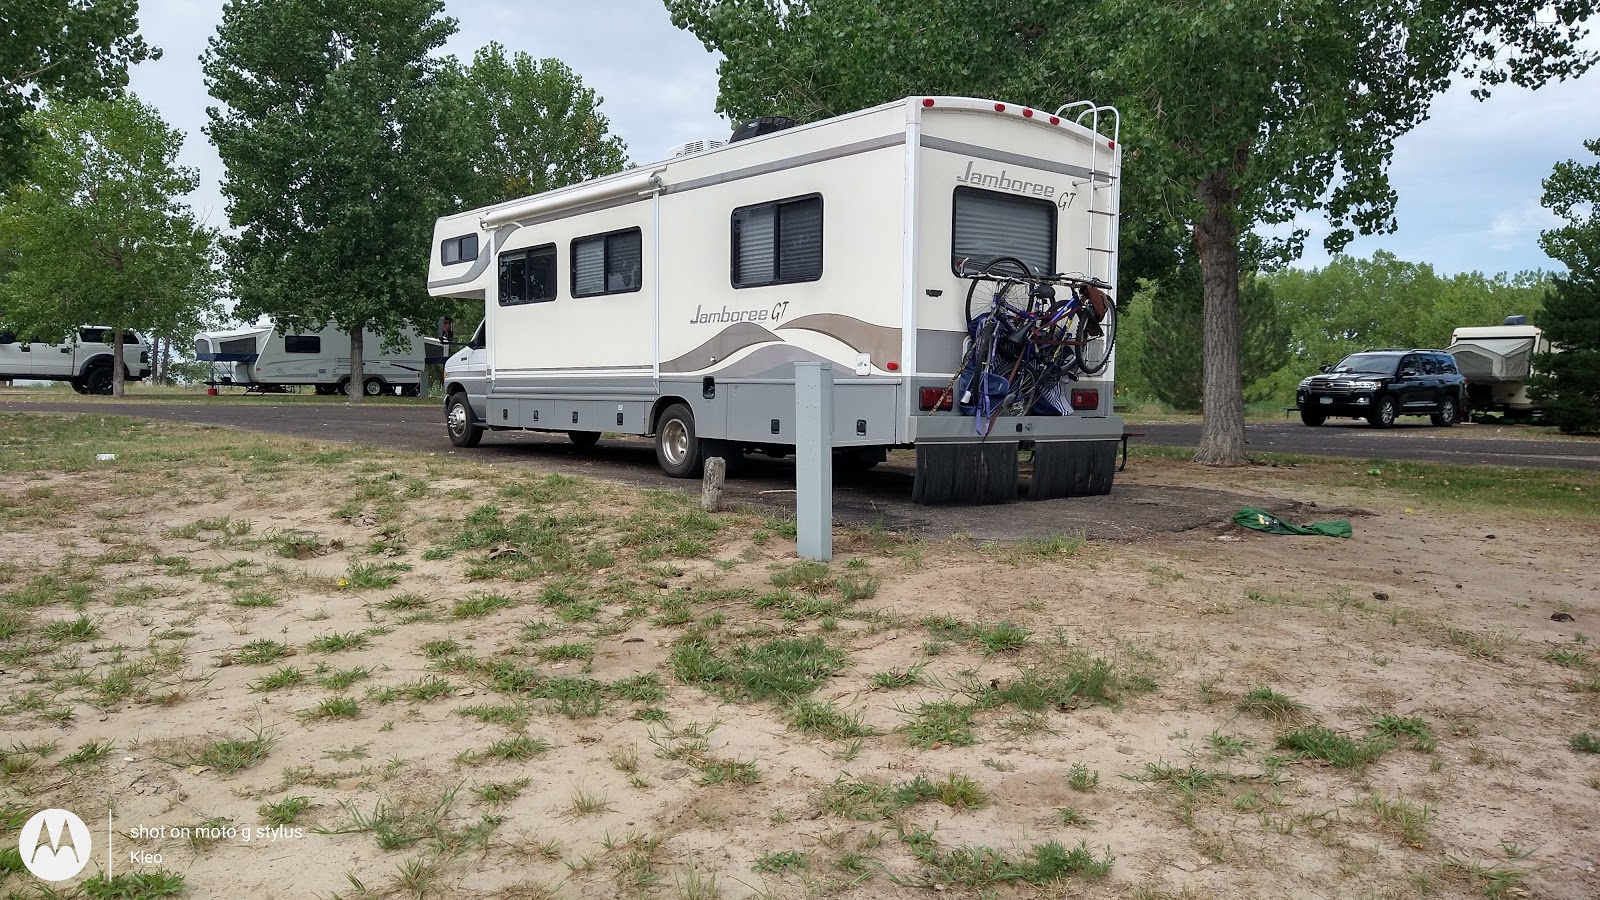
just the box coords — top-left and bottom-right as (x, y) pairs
(1, 413), (1597, 900)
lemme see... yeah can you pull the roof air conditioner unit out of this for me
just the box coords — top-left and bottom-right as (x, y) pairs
(668, 139), (726, 158)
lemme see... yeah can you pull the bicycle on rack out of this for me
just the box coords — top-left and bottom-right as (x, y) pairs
(946, 257), (1118, 431)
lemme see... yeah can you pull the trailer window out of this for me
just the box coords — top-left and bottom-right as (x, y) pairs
(572, 228), (643, 297)
(951, 187), (1056, 276)
(440, 234), (479, 265)
(731, 195), (822, 288)
(285, 335), (321, 354)
(499, 244), (557, 306)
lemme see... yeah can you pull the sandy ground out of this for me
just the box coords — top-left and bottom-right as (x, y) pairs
(1, 416), (1597, 900)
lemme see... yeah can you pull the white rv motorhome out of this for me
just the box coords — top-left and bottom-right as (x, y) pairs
(195, 322), (444, 396)
(428, 96), (1125, 504)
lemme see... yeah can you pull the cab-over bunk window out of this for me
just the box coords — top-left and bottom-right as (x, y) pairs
(499, 245), (558, 306)
(731, 195), (822, 288)
(572, 228), (643, 297)
(440, 233), (478, 265)
(951, 187), (1056, 276)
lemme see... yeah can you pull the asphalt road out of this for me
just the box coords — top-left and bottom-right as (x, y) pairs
(4, 398), (1593, 539)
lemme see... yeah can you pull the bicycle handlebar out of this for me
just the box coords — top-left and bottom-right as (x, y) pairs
(955, 267), (1112, 292)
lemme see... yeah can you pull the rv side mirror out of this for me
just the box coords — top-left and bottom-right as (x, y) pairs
(437, 317), (454, 344)
(1319, 364), (1332, 374)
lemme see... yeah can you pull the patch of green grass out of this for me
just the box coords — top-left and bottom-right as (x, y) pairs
(1276, 725), (1390, 769)
(342, 561), (409, 590)
(1206, 730), (1254, 757)
(1448, 628), (1510, 661)
(907, 835), (1113, 888)
(398, 676), (454, 702)
(1024, 531), (1086, 559)
(1362, 791), (1433, 847)
(670, 635), (848, 703)
(1056, 807), (1094, 827)
(1066, 763), (1100, 792)
(696, 757), (761, 786)
(1237, 686), (1307, 722)
(751, 589), (844, 620)
(1572, 732), (1600, 754)
(785, 698), (876, 740)
(900, 700), (978, 749)
(235, 639), (292, 665)
(307, 631), (370, 654)
(991, 649), (1137, 711)
(535, 641), (595, 663)
(304, 697), (360, 721)
(194, 730), (277, 773)
(451, 592), (518, 619)
(231, 590), (279, 608)
(752, 849), (811, 875)
(253, 666), (304, 692)
(872, 664), (926, 689)
(260, 795), (312, 827)
(1371, 714), (1436, 751)
(40, 615), (101, 643)
(454, 703), (530, 729)
(973, 620), (1029, 654)
(769, 560), (833, 593)
(1542, 647), (1588, 668)
(466, 735), (552, 764)
(1131, 760), (1234, 799)
(474, 778), (531, 805)
(60, 739), (115, 768)
(317, 666), (374, 690)
(78, 870), (187, 898)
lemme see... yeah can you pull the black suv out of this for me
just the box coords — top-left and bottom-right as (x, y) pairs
(1296, 349), (1467, 428)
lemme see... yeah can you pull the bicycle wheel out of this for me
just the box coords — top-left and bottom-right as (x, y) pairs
(964, 257), (1033, 325)
(1074, 300), (1118, 376)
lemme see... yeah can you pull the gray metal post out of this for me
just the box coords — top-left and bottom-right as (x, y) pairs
(794, 362), (833, 561)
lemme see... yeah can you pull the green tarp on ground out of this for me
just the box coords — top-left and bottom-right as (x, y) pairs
(1232, 507), (1352, 538)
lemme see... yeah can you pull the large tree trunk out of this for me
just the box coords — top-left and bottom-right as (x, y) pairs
(348, 323), (365, 404)
(1192, 171), (1247, 466)
(111, 328), (126, 399)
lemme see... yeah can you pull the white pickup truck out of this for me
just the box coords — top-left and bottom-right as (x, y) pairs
(0, 327), (152, 394)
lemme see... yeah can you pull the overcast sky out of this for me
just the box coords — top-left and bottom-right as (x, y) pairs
(127, 0), (1599, 277)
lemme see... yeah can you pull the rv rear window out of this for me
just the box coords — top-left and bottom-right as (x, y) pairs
(285, 335), (321, 354)
(951, 187), (1056, 277)
(440, 234), (479, 265)
(499, 244), (558, 306)
(572, 228), (643, 297)
(731, 195), (822, 288)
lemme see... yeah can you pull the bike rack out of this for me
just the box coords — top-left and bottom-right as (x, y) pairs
(1055, 103), (1122, 383)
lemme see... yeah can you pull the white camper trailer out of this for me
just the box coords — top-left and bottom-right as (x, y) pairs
(195, 322), (443, 396)
(428, 96), (1125, 504)
(1447, 316), (1558, 419)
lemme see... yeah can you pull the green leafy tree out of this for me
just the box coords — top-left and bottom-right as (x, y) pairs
(460, 44), (631, 206)
(0, 96), (220, 397)
(2, 1), (158, 190)
(669, 1), (1596, 464)
(1086, 0), (1596, 464)
(203, 0), (466, 402)
(1530, 139), (1600, 434)
(1126, 258), (1288, 411)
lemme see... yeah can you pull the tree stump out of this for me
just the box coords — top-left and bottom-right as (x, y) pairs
(701, 456), (726, 512)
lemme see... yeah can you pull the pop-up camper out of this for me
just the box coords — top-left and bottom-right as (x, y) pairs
(428, 96), (1125, 503)
(1447, 316), (1557, 419)
(195, 322), (443, 395)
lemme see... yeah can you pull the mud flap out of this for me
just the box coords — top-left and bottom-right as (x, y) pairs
(911, 442), (1019, 505)
(1028, 440), (1117, 500)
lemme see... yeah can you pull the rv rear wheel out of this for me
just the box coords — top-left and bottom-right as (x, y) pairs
(446, 391), (482, 448)
(363, 377), (385, 396)
(568, 431), (601, 447)
(654, 403), (706, 478)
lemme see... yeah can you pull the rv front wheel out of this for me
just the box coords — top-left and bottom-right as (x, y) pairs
(654, 403), (705, 478)
(446, 392), (482, 448)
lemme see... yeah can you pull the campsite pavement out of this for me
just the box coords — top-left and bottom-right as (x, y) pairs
(3, 396), (1595, 540)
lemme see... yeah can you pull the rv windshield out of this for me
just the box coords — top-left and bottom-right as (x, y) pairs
(1334, 352), (1403, 376)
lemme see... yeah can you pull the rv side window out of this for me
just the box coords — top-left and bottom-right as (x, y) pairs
(285, 335), (321, 354)
(951, 187), (1056, 276)
(731, 195), (823, 288)
(440, 234), (479, 265)
(498, 244), (558, 306)
(571, 228), (643, 297)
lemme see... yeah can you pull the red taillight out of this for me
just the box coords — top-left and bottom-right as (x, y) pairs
(919, 387), (953, 411)
(922, 98), (934, 107)
(1070, 389), (1100, 410)
(1108, 140), (1116, 149)
(994, 102), (1006, 111)
(1022, 108), (1034, 118)
(1049, 116), (1060, 125)
(886, 361), (900, 371)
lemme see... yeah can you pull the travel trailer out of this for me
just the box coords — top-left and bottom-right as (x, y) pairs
(428, 96), (1125, 504)
(195, 322), (443, 395)
(1446, 316), (1558, 419)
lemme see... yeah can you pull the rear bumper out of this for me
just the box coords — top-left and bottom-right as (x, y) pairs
(909, 412), (1124, 443)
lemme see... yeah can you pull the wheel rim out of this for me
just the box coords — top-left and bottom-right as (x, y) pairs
(1382, 400), (1396, 424)
(1442, 400), (1456, 423)
(365, 379), (381, 396)
(448, 402), (468, 436)
(661, 418), (689, 466)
